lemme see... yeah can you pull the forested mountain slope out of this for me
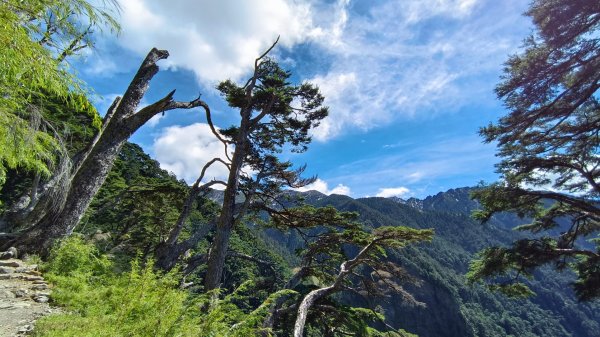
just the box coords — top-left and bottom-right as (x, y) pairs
(270, 188), (600, 337)
(3, 140), (598, 336)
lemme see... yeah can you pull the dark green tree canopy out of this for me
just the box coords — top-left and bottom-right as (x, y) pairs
(217, 57), (327, 155)
(469, 0), (600, 300)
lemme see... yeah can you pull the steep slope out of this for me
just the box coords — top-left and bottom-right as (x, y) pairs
(270, 189), (600, 337)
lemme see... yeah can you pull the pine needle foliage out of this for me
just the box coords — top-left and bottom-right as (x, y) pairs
(469, 0), (600, 300)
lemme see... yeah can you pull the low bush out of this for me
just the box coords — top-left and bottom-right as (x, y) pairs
(34, 236), (274, 337)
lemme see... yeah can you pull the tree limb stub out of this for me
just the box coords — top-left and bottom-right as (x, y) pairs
(118, 48), (169, 122)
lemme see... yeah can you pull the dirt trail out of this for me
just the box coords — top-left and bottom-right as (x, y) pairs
(0, 258), (58, 336)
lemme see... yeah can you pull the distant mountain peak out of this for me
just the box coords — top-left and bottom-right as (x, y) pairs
(386, 187), (479, 213)
(388, 196), (424, 211)
(422, 187), (479, 214)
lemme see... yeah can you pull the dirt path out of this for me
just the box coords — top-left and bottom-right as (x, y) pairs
(0, 258), (57, 336)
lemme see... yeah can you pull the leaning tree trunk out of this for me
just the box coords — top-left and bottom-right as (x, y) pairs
(203, 133), (248, 290)
(1, 48), (205, 255)
(293, 286), (335, 337)
(9, 121), (130, 254)
(154, 158), (223, 271)
(292, 240), (377, 336)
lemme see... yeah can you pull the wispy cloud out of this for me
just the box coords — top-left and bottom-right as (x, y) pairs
(325, 135), (497, 197)
(376, 186), (411, 198)
(86, 0), (529, 142)
(308, 0), (529, 140)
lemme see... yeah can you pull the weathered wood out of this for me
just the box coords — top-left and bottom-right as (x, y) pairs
(292, 240), (379, 336)
(203, 106), (251, 290)
(1, 48), (207, 255)
(293, 286), (335, 337)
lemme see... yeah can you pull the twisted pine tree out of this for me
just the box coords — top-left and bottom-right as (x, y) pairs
(202, 40), (329, 290)
(468, 0), (600, 300)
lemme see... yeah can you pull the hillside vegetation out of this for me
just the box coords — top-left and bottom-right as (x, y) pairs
(1, 0), (599, 336)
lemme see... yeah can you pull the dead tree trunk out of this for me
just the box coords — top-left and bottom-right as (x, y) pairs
(1, 48), (206, 255)
(293, 286), (335, 337)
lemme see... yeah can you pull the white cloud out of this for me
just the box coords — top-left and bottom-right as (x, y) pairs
(152, 123), (230, 185)
(402, 0), (479, 23)
(307, 0), (529, 140)
(407, 172), (424, 183)
(376, 187), (411, 198)
(116, 0), (314, 84)
(146, 114), (164, 127)
(93, 0), (529, 142)
(329, 135), (498, 197)
(83, 55), (117, 76)
(296, 178), (351, 196)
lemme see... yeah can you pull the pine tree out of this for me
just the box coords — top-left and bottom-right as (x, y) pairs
(203, 44), (328, 289)
(468, 0), (600, 300)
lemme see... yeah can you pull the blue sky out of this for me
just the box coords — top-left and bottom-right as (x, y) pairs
(74, 0), (533, 199)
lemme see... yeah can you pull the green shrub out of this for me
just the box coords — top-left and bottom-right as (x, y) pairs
(34, 236), (275, 337)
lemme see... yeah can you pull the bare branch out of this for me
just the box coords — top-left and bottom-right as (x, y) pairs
(202, 99), (233, 162)
(293, 238), (380, 337)
(128, 90), (207, 131)
(256, 36), (280, 66)
(228, 251), (275, 271)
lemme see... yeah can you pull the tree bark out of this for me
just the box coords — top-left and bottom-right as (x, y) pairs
(203, 111), (250, 290)
(1, 48), (206, 255)
(154, 222), (215, 271)
(153, 158), (225, 271)
(292, 240), (378, 336)
(7, 132), (127, 253)
(293, 286), (335, 337)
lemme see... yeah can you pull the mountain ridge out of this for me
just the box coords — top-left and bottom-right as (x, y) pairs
(262, 187), (600, 337)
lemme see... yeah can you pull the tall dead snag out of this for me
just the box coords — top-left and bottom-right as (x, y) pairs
(195, 38), (328, 291)
(2, 48), (207, 255)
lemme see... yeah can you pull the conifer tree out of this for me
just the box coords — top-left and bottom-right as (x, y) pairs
(259, 206), (433, 336)
(0, 0), (119, 190)
(0, 1), (210, 254)
(468, 0), (600, 300)
(164, 39), (329, 290)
